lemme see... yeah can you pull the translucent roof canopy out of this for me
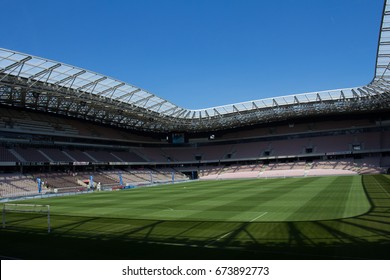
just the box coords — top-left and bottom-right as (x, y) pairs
(0, 49), (181, 115)
(1, 1), (390, 132)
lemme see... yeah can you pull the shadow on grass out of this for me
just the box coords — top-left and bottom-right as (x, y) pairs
(1, 175), (389, 259)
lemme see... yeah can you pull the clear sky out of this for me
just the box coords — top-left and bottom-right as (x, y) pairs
(0, 0), (385, 109)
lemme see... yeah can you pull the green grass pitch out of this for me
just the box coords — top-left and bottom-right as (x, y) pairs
(1, 174), (389, 259)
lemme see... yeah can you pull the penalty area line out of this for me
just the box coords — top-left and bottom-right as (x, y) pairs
(250, 212), (268, 222)
(216, 231), (233, 241)
(206, 212), (268, 247)
(206, 231), (234, 246)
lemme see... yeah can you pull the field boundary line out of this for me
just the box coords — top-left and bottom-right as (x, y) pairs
(250, 212), (268, 222)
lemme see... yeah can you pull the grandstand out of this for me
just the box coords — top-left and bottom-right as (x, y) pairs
(0, 103), (388, 196)
(0, 0), (390, 260)
(0, 0), (390, 189)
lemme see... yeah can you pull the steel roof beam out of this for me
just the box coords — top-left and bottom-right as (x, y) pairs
(214, 108), (222, 116)
(96, 82), (125, 97)
(340, 90), (346, 100)
(363, 86), (383, 99)
(174, 109), (188, 118)
(116, 88), (141, 101)
(28, 63), (61, 80)
(76, 76), (107, 92)
(0, 56), (32, 74)
(357, 88), (371, 97)
(351, 89), (360, 98)
(251, 102), (259, 109)
(27, 64), (63, 88)
(130, 94), (153, 106)
(369, 83), (387, 92)
(148, 100), (169, 112)
(0, 57), (33, 82)
(54, 70), (86, 86)
(184, 111), (191, 118)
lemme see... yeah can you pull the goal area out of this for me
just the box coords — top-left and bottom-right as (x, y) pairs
(2, 203), (51, 233)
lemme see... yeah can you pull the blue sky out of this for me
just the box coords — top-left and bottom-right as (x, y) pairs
(1, 0), (385, 109)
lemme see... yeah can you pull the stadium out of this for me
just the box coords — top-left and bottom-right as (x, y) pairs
(0, 1), (389, 259)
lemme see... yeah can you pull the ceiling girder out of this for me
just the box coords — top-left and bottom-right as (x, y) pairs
(55, 70), (86, 86)
(0, 56), (32, 74)
(97, 82), (125, 97)
(76, 76), (107, 92)
(116, 88), (141, 101)
(28, 63), (61, 80)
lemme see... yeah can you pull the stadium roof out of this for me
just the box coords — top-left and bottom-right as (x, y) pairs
(1, 1), (390, 133)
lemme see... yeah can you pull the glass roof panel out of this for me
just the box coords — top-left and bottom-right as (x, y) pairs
(8, 53), (28, 62)
(19, 66), (43, 77)
(0, 59), (14, 68)
(47, 73), (68, 83)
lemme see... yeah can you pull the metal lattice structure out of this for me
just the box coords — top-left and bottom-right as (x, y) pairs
(1, 1), (390, 133)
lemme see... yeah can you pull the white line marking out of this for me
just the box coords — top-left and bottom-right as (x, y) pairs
(250, 212), (268, 222)
(216, 231), (233, 241)
(207, 231), (234, 246)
